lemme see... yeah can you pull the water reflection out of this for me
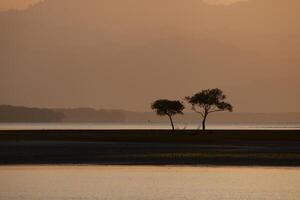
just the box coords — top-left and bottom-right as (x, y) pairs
(0, 166), (300, 200)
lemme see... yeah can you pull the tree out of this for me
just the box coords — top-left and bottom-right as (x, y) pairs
(186, 88), (233, 131)
(151, 99), (185, 130)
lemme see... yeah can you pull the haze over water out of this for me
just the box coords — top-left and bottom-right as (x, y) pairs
(0, 122), (300, 130)
(0, 166), (300, 200)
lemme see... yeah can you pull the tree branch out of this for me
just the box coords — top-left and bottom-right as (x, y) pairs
(208, 109), (223, 114)
(192, 106), (204, 117)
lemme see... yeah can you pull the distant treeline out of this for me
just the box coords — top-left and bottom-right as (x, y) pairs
(0, 105), (300, 123)
(0, 105), (125, 123)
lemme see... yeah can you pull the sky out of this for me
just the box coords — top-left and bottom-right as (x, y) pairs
(0, 0), (41, 11)
(0, 0), (299, 112)
(0, 0), (247, 11)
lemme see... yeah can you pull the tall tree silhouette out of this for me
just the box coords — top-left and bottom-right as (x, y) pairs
(186, 88), (233, 131)
(151, 99), (185, 130)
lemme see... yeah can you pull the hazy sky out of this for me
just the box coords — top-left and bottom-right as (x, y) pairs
(0, 0), (41, 11)
(0, 0), (247, 11)
(1, 0), (299, 112)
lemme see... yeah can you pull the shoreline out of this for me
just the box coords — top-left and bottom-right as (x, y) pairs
(1, 129), (299, 143)
(0, 129), (300, 167)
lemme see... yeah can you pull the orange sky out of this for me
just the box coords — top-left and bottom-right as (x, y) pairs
(0, 0), (41, 10)
(0, 0), (247, 11)
(0, 0), (299, 112)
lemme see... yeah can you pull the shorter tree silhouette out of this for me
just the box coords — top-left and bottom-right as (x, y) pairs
(151, 99), (185, 130)
(186, 88), (233, 131)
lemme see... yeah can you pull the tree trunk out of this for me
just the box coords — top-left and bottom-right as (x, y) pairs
(202, 115), (207, 131)
(168, 115), (175, 131)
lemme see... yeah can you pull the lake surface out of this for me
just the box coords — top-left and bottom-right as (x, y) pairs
(1, 122), (300, 130)
(0, 166), (300, 200)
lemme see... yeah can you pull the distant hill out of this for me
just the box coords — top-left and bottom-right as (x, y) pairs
(0, 105), (299, 124)
(0, 105), (64, 122)
(0, 105), (125, 123)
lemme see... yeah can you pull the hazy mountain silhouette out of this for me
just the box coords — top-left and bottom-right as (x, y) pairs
(0, 105), (64, 122)
(1, 0), (299, 112)
(1, 105), (300, 124)
(0, 105), (125, 122)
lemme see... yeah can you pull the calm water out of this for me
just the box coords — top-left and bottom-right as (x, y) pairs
(0, 166), (300, 200)
(0, 122), (300, 130)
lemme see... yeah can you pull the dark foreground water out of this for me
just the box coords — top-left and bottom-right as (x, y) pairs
(0, 166), (300, 200)
(0, 122), (300, 130)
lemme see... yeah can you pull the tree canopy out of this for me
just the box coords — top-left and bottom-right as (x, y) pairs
(151, 100), (184, 116)
(151, 99), (184, 130)
(186, 88), (233, 130)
